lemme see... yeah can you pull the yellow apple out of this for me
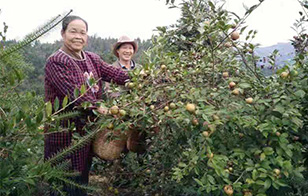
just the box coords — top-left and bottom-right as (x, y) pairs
(119, 109), (126, 117)
(222, 71), (229, 78)
(170, 102), (176, 109)
(202, 131), (209, 137)
(186, 103), (196, 113)
(245, 97), (253, 104)
(110, 105), (119, 115)
(224, 185), (234, 196)
(280, 71), (289, 78)
(232, 88), (240, 95)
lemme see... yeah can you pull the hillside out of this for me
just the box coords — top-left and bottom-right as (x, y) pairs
(255, 42), (295, 67)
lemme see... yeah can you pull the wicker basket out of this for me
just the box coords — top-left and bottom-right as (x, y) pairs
(126, 129), (146, 153)
(93, 130), (126, 161)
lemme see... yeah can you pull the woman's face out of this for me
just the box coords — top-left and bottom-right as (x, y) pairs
(61, 19), (88, 53)
(117, 43), (135, 61)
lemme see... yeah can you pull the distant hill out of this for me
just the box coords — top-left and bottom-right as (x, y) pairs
(255, 42), (295, 67)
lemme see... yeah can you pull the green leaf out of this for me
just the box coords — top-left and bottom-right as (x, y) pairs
(80, 84), (86, 95)
(46, 101), (52, 117)
(36, 111), (43, 124)
(193, 178), (204, 187)
(263, 147), (274, 155)
(62, 95), (68, 108)
(294, 90), (305, 98)
(54, 97), (59, 112)
(252, 169), (258, 180)
(255, 180), (264, 186)
(89, 77), (96, 86)
(260, 153), (266, 161)
(74, 88), (79, 98)
(208, 1), (215, 10)
(178, 162), (187, 168)
(238, 83), (251, 89)
(207, 175), (215, 184)
(264, 178), (271, 190)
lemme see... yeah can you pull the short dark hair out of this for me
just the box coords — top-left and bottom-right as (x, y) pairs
(62, 15), (88, 32)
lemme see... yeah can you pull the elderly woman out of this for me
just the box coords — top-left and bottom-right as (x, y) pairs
(44, 15), (129, 195)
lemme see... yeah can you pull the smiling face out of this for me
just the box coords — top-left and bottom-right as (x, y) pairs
(61, 19), (88, 53)
(116, 43), (135, 61)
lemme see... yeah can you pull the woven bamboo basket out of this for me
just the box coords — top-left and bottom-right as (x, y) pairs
(93, 130), (126, 161)
(126, 129), (146, 153)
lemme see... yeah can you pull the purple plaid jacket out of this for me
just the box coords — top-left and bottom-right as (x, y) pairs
(44, 49), (129, 174)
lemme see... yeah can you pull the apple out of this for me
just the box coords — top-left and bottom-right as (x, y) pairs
(212, 114), (220, 121)
(224, 185), (234, 196)
(232, 88), (240, 95)
(273, 168), (281, 176)
(127, 82), (135, 88)
(239, 133), (244, 138)
(280, 71), (289, 78)
(119, 109), (126, 117)
(275, 132), (281, 137)
(204, 20), (210, 26)
(150, 105), (155, 110)
(222, 72), (229, 78)
(170, 102), (176, 109)
(164, 106), (169, 112)
(231, 31), (240, 40)
(161, 64), (167, 70)
(110, 105), (119, 115)
(243, 190), (253, 196)
(207, 152), (214, 159)
(107, 123), (114, 129)
(229, 81), (236, 88)
(224, 42), (232, 48)
(186, 103), (196, 113)
(230, 24), (237, 28)
(245, 97), (253, 104)
(202, 131), (209, 137)
(192, 118), (199, 126)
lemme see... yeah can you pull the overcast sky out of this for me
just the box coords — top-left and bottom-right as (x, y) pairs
(0, 0), (305, 47)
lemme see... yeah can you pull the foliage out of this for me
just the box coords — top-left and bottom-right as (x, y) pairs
(90, 0), (307, 195)
(1, 0), (308, 195)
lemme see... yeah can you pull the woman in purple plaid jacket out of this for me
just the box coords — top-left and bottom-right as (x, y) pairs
(44, 15), (129, 195)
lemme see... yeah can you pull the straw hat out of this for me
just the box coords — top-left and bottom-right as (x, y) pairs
(113, 35), (138, 58)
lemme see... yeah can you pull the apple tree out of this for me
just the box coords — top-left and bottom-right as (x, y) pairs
(91, 0), (307, 195)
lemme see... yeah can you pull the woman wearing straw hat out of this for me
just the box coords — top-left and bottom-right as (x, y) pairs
(105, 35), (141, 98)
(105, 35), (146, 153)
